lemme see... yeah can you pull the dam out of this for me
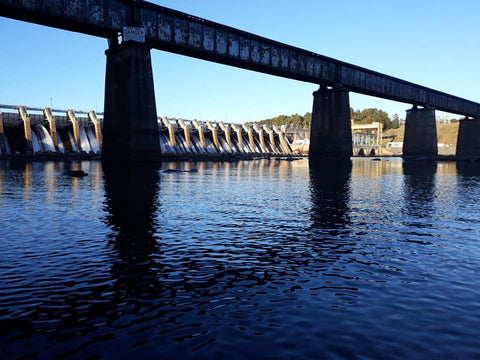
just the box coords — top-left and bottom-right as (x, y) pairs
(0, 105), (292, 157)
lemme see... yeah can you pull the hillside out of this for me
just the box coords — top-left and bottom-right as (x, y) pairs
(382, 122), (459, 146)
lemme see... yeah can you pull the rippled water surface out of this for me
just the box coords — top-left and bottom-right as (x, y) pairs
(1, 158), (480, 359)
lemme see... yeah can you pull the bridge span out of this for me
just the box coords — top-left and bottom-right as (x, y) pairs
(1, 0), (479, 160)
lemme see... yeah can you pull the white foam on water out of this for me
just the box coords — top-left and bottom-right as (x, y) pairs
(67, 130), (79, 152)
(56, 134), (65, 153)
(218, 137), (232, 153)
(174, 135), (186, 153)
(242, 139), (252, 153)
(204, 138), (217, 153)
(31, 131), (42, 153)
(190, 135), (205, 153)
(79, 127), (92, 152)
(34, 125), (56, 152)
(86, 127), (101, 153)
(159, 134), (176, 154)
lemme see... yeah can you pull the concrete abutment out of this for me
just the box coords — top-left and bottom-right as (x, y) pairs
(309, 85), (352, 161)
(103, 41), (160, 161)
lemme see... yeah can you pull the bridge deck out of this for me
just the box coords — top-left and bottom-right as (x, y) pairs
(1, 0), (479, 117)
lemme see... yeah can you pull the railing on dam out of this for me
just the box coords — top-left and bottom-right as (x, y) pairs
(1, 0), (479, 117)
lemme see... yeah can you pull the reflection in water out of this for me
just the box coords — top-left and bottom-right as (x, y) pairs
(2, 159), (480, 359)
(456, 161), (480, 177)
(103, 161), (162, 299)
(309, 160), (351, 231)
(402, 161), (437, 218)
(307, 160), (361, 312)
(455, 162), (480, 220)
(352, 157), (403, 178)
(103, 161), (161, 238)
(436, 161), (457, 176)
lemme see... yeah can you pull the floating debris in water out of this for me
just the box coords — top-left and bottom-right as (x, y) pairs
(63, 170), (88, 177)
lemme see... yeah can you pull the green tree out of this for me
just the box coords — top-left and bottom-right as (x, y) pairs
(251, 107), (401, 130)
(391, 113), (401, 129)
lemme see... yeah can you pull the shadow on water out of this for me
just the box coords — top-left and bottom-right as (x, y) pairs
(306, 160), (366, 313)
(402, 161), (437, 220)
(309, 159), (352, 232)
(455, 162), (480, 197)
(102, 160), (162, 298)
(456, 161), (480, 178)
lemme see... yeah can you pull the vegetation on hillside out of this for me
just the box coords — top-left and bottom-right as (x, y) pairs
(350, 108), (401, 130)
(382, 122), (460, 146)
(250, 108), (403, 130)
(249, 112), (312, 128)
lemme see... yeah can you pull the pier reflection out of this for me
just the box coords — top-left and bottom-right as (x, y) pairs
(455, 162), (480, 199)
(308, 160), (360, 308)
(309, 160), (352, 231)
(402, 161), (437, 220)
(456, 161), (480, 178)
(102, 161), (162, 297)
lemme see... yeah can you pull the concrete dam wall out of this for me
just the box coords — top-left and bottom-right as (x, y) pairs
(0, 106), (293, 157)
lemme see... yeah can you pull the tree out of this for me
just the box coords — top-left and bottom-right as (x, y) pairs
(251, 107), (401, 130)
(249, 112), (312, 128)
(391, 114), (401, 129)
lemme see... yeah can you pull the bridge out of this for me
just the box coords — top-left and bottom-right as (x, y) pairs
(1, 0), (479, 160)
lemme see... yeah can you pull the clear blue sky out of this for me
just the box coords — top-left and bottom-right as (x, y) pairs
(1, 0), (479, 123)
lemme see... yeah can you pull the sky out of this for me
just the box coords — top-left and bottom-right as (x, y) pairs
(0, 0), (479, 123)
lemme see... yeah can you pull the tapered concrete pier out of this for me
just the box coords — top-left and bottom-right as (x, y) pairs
(309, 85), (352, 160)
(103, 41), (160, 161)
(403, 107), (437, 160)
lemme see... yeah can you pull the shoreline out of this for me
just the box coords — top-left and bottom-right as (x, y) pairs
(1, 152), (479, 163)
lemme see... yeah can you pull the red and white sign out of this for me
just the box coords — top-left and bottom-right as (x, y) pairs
(123, 27), (145, 43)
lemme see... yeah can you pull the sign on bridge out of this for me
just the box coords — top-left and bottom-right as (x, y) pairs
(123, 27), (145, 43)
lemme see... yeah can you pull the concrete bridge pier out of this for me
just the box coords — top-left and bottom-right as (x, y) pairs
(309, 85), (352, 160)
(403, 106), (437, 160)
(103, 41), (160, 161)
(0, 112), (7, 154)
(456, 117), (480, 159)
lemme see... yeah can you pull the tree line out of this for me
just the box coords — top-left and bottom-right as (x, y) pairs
(249, 108), (403, 130)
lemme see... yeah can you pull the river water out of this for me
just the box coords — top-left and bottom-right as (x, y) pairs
(0, 158), (479, 359)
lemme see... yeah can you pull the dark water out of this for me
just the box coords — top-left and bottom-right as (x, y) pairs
(1, 158), (480, 359)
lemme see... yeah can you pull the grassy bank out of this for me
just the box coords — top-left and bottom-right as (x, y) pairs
(382, 122), (460, 146)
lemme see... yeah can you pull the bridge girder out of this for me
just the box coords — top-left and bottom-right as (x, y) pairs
(1, 0), (479, 117)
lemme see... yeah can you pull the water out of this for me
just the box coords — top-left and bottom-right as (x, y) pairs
(1, 158), (480, 359)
